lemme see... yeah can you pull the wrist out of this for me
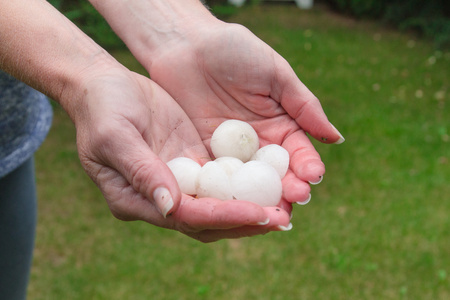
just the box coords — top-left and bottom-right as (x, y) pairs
(0, 0), (126, 123)
(58, 55), (126, 123)
(89, 0), (222, 68)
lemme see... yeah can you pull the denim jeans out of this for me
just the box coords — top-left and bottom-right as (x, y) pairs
(0, 158), (36, 300)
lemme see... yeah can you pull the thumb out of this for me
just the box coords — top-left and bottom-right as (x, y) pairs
(90, 130), (182, 218)
(274, 58), (345, 144)
(122, 150), (181, 218)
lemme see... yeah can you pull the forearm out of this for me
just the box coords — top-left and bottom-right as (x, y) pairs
(0, 0), (119, 115)
(88, 0), (218, 68)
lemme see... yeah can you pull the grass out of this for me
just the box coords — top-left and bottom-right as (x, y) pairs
(31, 4), (449, 300)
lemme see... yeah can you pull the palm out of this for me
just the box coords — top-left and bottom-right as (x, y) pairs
(149, 25), (324, 201)
(151, 26), (286, 138)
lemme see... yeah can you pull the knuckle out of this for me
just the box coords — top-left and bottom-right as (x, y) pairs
(293, 96), (316, 122)
(129, 162), (154, 195)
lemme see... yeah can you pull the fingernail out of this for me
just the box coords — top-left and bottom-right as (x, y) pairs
(256, 218), (270, 225)
(309, 175), (323, 185)
(331, 123), (345, 144)
(277, 223), (293, 231)
(297, 193), (311, 205)
(153, 187), (174, 218)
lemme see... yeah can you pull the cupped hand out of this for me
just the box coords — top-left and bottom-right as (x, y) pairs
(68, 68), (290, 242)
(147, 22), (344, 204)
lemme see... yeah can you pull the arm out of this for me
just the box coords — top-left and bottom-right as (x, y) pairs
(0, 0), (289, 242)
(0, 0), (106, 109)
(88, 0), (344, 203)
(0, 0), (181, 213)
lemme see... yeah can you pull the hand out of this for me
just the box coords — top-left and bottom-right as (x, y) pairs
(0, 0), (291, 242)
(69, 68), (290, 242)
(147, 22), (344, 205)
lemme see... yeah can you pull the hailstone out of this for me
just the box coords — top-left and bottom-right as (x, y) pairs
(231, 160), (282, 207)
(210, 119), (259, 162)
(166, 157), (201, 195)
(195, 161), (233, 200)
(166, 120), (294, 208)
(214, 156), (244, 178)
(251, 144), (290, 179)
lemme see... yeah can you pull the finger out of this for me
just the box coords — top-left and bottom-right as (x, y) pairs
(172, 196), (270, 231)
(120, 150), (180, 218)
(282, 130), (325, 184)
(87, 122), (181, 218)
(185, 206), (292, 243)
(282, 171), (311, 203)
(273, 57), (345, 144)
(276, 199), (293, 219)
(89, 164), (169, 225)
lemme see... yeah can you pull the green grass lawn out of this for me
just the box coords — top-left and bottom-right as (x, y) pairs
(31, 4), (449, 300)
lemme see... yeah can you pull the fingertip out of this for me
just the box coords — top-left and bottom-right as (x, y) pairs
(262, 206), (291, 227)
(296, 193), (311, 205)
(282, 173), (311, 203)
(277, 223), (293, 232)
(256, 217), (270, 226)
(318, 123), (345, 144)
(162, 160), (185, 214)
(309, 175), (323, 185)
(153, 187), (175, 218)
(277, 199), (293, 216)
(333, 135), (346, 144)
(331, 123), (345, 144)
(295, 159), (325, 184)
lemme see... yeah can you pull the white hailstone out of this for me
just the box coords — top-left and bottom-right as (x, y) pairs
(214, 156), (244, 178)
(210, 119), (259, 162)
(251, 144), (290, 179)
(166, 157), (201, 195)
(167, 121), (294, 207)
(231, 161), (282, 207)
(196, 161), (233, 200)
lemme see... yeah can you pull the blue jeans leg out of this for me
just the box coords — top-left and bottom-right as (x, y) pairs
(0, 158), (37, 300)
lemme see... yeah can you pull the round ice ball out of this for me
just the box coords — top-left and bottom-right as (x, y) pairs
(231, 160), (282, 207)
(166, 157), (201, 195)
(251, 144), (290, 179)
(214, 156), (244, 178)
(196, 161), (233, 200)
(210, 119), (259, 162)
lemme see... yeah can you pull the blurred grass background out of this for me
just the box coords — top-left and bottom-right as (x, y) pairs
(31, 2), (449, 299)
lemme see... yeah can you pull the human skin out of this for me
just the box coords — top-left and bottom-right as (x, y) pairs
(0, 0), (291, 242)
(88, 0), (345, 205)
